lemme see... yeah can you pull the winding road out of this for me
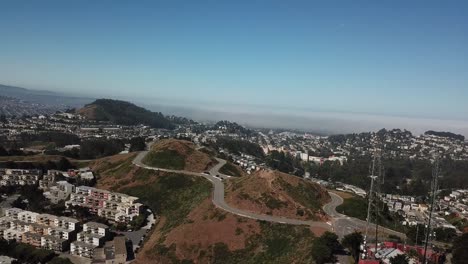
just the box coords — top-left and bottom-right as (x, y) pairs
(132, 148), (406, 239)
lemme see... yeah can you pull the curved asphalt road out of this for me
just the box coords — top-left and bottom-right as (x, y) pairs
(324, 192), (406, 239)
(133, 149), (406, 239)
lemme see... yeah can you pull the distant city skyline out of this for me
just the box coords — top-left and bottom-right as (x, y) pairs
(1, 1), (467, 122)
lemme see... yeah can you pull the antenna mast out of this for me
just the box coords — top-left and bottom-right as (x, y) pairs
(422, 157), (440, 264)
(362, 149), (380, 259)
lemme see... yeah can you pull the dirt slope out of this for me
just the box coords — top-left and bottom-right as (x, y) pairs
(76, 104), (98, 119)
(225, 169), (330, 221)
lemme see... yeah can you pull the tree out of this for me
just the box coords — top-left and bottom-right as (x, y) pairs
(129, 137), (146, 152)
(311, 231), (339, 264)
(311, 242), (332, 264)
(0, 146), (8, 156)
(389, 254), (409, 264)
(342, 232), (363, 263)
(452, 233), (468, 264)
(57, 157), (73, 171)
(433, 227), (457, 242)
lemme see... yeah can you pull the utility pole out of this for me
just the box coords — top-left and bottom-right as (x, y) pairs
(422, 157), (440, 264)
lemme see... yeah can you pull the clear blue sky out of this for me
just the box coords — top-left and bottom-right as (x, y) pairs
(1, 0), (467, 120)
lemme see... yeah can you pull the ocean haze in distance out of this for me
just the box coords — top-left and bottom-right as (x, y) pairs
(2, 83), (468, 137)
(135, 97), (468, 137)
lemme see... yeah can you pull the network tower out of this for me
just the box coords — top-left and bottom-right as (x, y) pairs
(361, 149), (383, 260)
(422, 157), (440, 264)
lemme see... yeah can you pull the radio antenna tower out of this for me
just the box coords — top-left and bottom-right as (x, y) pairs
(374, 155), (384, 253)
(422, 156), (440, 264)
(362, 149), (381, 259)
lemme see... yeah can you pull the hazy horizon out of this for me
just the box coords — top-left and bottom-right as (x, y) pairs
(3, 81), (468, 137)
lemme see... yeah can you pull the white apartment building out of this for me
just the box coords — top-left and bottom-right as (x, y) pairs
(0, 208), (79, 252)
(71, 221), (109, 258)
(71, 241), (98, 258)
(66, 186), (142, 223)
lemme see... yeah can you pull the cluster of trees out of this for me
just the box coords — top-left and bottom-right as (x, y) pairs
(84, 99), (175, 129)
(452, 233), (468, 263)
(341, 232), (363, 263)
(213, 120), (253, 135)
(78, 138), (125, 159)
(425, 130), (465, 141)
(214, 137), (264, 158)
(311, 232), (340, 264)
(17, 131), (80, 148)
(0, 239), (72, 264)
(129, 137), (146, 152)
(166, 115), (195, 125)
(7, 185), (66, 215)
(310, 231), (431, 264)
(46, 137), (146, 159)
(303, 156), (468, 195)
(0, 157), (74, 171)
(0, 146), (34, 156)
(266, 150), (303, 176)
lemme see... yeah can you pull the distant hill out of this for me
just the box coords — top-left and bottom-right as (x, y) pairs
(424, 130), (465, 141)
(142, 139), (217, 172)
(0, 84), (93, 107)
(0, 96), (64, 117)
(78, 99), (175, 129)
(213, 120), (253, 135)
(225, 169), (330, 221)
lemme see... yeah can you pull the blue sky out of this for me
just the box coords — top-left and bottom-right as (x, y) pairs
(1, 0), (467, 120)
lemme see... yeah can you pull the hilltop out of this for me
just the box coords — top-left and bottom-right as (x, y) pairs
(142, 139), (217, 172)
(424, 130), (465, 141)
(91, 154), (321, 264)
(225, 170), (330, 221)
(78, 99), (174, 129)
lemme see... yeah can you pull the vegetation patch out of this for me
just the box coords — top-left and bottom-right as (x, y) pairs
(261, 193), (287, 210)
(336, 196), (368, 220)
(121, 173), (212, 232)
(337, 196), (405, 233)
(78, 99), (175, 129)
(206, 221), (316, 264)
(277, 177), (322, 211)
(143, 149), (186, 170)
(220, 162), (242, 177)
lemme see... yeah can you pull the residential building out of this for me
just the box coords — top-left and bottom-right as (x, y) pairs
(66, 186), (142, 223)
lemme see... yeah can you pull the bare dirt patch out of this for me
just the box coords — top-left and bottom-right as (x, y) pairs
(76, 104), (98, 119)
(163, 199), (260, 261)
(91, 153), (163, 191)
(225, 169), (330, 221)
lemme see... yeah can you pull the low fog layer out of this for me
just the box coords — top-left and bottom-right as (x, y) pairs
(146, 102), (468, 137)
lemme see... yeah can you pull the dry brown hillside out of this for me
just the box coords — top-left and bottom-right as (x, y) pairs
(90, 153), (325, 263)
(143, 139), (217, 172)
(76, 104), (98, 119)
(225, 169), (330, 221)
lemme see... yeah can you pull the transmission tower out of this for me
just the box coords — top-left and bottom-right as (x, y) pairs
(374, 155), (384, 254)
(362, 149), (381, 259)
(422, 157), (440, 264)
